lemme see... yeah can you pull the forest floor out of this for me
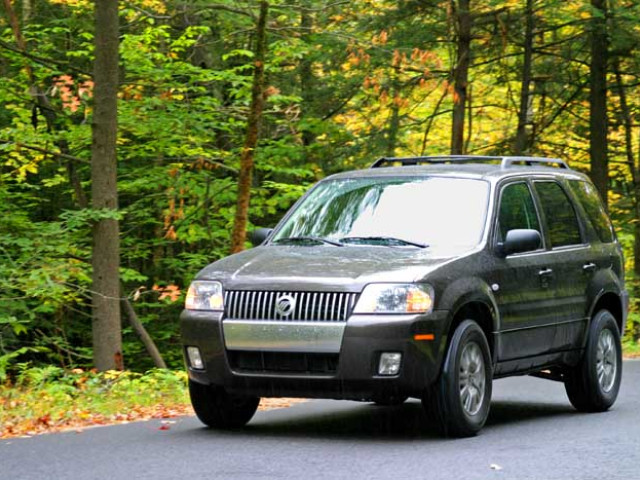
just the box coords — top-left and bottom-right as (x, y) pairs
(0, 368), (306, 439)
(0, 397), (307, 439)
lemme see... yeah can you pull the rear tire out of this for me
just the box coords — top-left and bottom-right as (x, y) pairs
(189, 379), (260, 429)
(564, 309), (622, 412)
(423, 319), (492, 437)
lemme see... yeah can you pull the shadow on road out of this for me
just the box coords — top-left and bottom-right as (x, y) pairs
(184, 399), (578, 441)
(486, 401), (575, 428)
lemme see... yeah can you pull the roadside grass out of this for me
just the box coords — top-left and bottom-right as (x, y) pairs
(0, 367), (192, 439)
(623, 337), (640, 358)
(0, 366), (306, 439)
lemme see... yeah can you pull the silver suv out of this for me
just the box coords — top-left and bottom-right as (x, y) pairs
(181, 156), (627, 437)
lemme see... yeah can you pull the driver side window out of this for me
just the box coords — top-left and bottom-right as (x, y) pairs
(498, 182), (541, 242)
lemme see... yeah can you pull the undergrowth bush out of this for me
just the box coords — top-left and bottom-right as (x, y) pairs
(0, 366), (190, 438)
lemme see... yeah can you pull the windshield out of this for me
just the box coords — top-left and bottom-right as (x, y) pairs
(272, 176), (490, 248)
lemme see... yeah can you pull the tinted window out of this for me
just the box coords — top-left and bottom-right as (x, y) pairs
(534, 181), (582, 247)
(568, 180), (614, 243)
(497, 182), (540, 242)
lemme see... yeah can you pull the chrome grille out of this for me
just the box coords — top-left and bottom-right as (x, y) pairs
(224, 291), (358, 322)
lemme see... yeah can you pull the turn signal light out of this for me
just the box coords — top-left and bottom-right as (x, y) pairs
(414, 333), (435, 341)
(406, 288), (433, 313)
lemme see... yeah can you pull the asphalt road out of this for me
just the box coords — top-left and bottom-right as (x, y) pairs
(2, 360), (640, 480)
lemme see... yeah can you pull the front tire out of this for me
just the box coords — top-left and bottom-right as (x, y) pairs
(423, 320), (492, 437)
(189, 379), (260, 429)
(564, 309), (622, 412)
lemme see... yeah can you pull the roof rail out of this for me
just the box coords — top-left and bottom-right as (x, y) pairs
(370, 155), (569, 170)
(500, 156), (568, 169)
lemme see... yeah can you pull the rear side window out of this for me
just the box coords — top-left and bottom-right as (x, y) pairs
(497, 182), (540, 242)
(534, 181), (582, 247)
(568, 180), (615, 243)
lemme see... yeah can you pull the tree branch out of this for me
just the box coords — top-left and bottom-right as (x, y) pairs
(189, 3), (256, 19)
(121, 298), (167, 369)
(0, 140), (90, 164)
(0, 39), (92, 76)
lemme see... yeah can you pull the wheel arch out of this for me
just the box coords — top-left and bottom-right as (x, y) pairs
(449, 301), (496, 364)
(589, 291), (625, 335)
(585, 266), (627, 336)
(438, 278), (499, 364)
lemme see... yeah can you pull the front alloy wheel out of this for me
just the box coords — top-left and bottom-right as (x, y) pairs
(459, 342), (486, 416)
(424, 319), (492, 437)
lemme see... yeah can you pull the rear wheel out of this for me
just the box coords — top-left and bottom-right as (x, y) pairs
(423, 319), (492, 437)
(564, 309), (622, 412)
(189, 379), (260, 429)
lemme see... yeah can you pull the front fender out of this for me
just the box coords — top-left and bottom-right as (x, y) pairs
(435, 276), (500, 365)
(437, 276), (500, 330)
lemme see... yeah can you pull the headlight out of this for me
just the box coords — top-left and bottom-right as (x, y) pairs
(353, 284), (434, 314)
(185, 281), (224, 311)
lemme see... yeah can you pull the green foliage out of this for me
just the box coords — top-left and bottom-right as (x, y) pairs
(0, 367), (189, 437)
(0, 348), (51, 383)
(1, 0), (640, 375)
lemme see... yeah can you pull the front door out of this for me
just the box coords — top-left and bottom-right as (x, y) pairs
(488, 180), (559, 362)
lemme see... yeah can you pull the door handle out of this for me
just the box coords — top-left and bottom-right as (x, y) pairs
(583, 262), (596, 273)
(538, 268), (553, 276)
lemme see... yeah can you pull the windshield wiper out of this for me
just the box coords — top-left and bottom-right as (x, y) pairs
(272, 236), (344, 247)
(339, 236), (428, 248)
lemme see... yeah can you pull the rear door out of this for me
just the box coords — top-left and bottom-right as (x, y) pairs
(563, 179), (619, 348)
(532, 180), (591, 351)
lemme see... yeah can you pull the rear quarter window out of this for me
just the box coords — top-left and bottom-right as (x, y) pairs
(567, 180), (615, 243)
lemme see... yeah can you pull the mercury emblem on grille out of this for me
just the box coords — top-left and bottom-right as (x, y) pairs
(274, 294), (296, 317)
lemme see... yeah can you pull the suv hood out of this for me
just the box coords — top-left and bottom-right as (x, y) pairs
(197, 245), (461, 291)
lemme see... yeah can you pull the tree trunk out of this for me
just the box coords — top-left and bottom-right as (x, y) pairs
(420, 84), (448, 155)
(299, 0), (316, 147)
(91, 0), (122, 371)
(612, 61), (640, 275)
(589, 0), (608, 206)
(514, 0), (534, 155)
(451, 0), (471, 155)
(229, 1), (268, 254)
(22, 0), (31, 23)
(464, 84), (472, 153)
(121, 298), (166, 369)
(386, 84), (400, 156)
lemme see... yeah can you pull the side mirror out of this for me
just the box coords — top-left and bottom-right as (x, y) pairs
(498, 229), (541, 256)
(249, 228), (273, 247)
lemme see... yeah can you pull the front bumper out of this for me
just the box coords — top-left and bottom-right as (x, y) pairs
(180, 309), (449, 400)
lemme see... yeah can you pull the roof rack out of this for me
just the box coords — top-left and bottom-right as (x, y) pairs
(370, 155), (569, 170)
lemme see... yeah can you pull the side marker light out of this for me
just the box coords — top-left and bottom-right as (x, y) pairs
(414, 333), (435, 341)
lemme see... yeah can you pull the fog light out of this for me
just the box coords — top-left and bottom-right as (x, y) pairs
(187, 346), (204, 370)
(378, 352), (402, 376)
